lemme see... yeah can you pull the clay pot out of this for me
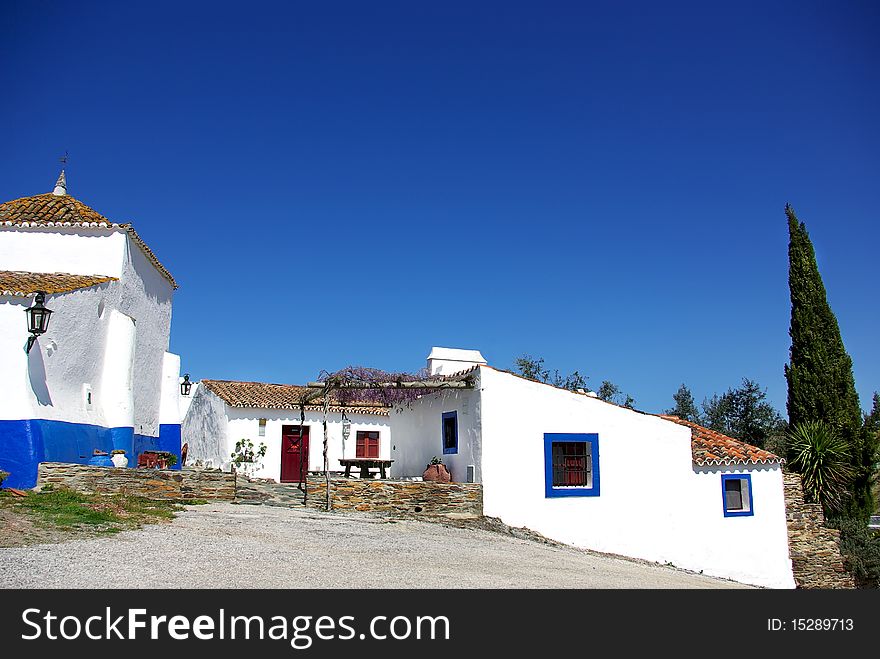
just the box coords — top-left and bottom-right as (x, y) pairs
(423, 463), (451, 483)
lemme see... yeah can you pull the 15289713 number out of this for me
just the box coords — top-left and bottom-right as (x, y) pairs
(791, 619), (853, 631)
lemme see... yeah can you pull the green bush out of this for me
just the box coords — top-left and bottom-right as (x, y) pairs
(829, 516), (880, 588)
(788, 421), (854, 513)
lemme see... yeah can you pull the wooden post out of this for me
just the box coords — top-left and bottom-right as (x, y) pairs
(323, 383), (331, 512)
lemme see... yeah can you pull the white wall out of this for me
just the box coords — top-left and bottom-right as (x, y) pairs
(0, 283), (119, 427)
(0, 298), (39, 418)
(391, 386), (481, 482)
(0, 228), (173, 440)
(99, 309), (136, 428)
(0, 227), (126, 278)
(225, 408), (391, 482)
(119, 233), (174, 438)
(158, 352), (182, 425)
(392, 366), (794, 589)
(476, 367), (794, 589)
(182, 385), (229, 469)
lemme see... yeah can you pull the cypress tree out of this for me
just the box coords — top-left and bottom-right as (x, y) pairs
(784, 204), (869, 515)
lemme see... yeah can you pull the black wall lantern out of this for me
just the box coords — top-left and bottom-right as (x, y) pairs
(25, 291), (52, 353)
(180, 373), (192, 396)
(341, 409), (351, 441)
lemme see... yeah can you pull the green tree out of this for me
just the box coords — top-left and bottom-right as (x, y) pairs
(862, 392), (880, 512)
(666, 384), (701, 422)
(514, 355), (549, 382)
(787, 421), (854, 513)
(701, 379), (785, 448)
(784, 204), (869, 516)
(513, 355), (589, 393)
(597, 380), (635, 409)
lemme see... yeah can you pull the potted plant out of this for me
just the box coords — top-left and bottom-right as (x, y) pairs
(423, 456), (451, 483)
(110, 449), (128, 468)
(88, 449), (114, 468)
(154, 451), (178, 469)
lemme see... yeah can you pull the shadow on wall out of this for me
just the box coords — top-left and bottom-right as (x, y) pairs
(27, 339), (53, 407)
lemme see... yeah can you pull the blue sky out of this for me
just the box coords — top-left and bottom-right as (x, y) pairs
(2, 1), (878, 415)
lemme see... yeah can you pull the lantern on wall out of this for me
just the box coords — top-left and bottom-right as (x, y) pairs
(341, 410), (351, 441)
(25, 291), (52, 353)
(180, 373), (192, 396)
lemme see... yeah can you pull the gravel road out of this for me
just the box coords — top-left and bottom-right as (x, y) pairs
(0, 503), (750, 588)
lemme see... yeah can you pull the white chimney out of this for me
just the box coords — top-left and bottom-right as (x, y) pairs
(426, 347), (487, 376)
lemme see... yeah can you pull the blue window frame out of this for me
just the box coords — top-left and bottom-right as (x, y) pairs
(442, 411), (458, 455)
(721, 473), (753, 517)
(544, 433), (600, 498)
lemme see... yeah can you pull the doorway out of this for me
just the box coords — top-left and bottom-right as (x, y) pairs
(280, 425), (309, 483)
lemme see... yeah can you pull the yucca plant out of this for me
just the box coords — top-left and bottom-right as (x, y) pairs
(788, 420), (855, 513)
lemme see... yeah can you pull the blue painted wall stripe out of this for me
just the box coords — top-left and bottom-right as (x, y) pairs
(0, 419), (167, 489)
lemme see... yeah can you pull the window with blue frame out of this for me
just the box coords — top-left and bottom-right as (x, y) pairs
(544, 433), (600, 497)
(442, 411), (458, 454)
(721, 474), (753, 517)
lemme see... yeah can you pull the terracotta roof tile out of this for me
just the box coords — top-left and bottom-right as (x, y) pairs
(201, 379), (390, 416)
(658, 415), (783, 466)
(0, 193), (177, 289)
(0, 270), (117, 296)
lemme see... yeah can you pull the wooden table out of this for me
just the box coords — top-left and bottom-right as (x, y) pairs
(338, 458), (394, 479)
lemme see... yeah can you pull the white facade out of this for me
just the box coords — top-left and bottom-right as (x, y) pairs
(392, 362), (795, 589)
(0, 181), (181, 488)
(183, 385), (392, 481)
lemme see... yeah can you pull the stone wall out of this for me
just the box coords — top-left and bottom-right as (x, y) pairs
(35, 463), (483, 519)
(303, 476), (483, 517)
(783, 471), (855, 588)
(37, 462), (235, 501)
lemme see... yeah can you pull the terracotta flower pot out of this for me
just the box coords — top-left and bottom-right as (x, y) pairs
(423, 463), (451, 483)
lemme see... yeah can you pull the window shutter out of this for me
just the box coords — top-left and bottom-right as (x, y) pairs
(725, 479), (743, 510)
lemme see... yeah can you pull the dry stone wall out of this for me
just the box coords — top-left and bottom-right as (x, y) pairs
(37, 462), (235, 501)
(35, 463), (482, 519)
(783, 471), (854, 589)
(302, 476), (483, 517)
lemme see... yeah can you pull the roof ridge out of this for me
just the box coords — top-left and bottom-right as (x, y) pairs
(0, 192), (177, 289)
(656, 414), (783, 466)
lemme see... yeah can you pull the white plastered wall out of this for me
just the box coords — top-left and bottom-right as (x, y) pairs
(118, 233), (173, 438)
(391, 365), (794, 588)
(158, 352), (182, 426)
(225, 408), (391, 482)
(0, 227), (126, 278)
(475, 366), (794, 589)
(182, 385), (229, 469)
(0, 283), (119, 427)
(390, 386), (481, 482)
(0, 227), (173, 439)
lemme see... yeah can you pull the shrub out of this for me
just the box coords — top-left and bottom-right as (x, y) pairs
(231, 439), (267, 476)
(829, 516), (880, 588)
(788, 420), (855, 513)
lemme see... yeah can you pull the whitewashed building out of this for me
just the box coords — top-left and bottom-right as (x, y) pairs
(391, 347), (795, 589)
(0, 172), (183, 488)
(183, 379), (391, 482)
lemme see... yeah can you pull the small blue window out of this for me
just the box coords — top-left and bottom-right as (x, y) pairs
(442, 411), (458, 455)
(544, 433), (599, 498)
(721, 474), (753, 517)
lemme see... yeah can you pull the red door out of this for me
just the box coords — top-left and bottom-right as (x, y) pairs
(280, 425), (309, 483)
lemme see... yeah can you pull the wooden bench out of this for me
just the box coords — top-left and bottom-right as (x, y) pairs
(338, 458), (393, 479)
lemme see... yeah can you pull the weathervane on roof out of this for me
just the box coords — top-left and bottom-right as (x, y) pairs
(53, 151), (68, 196)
